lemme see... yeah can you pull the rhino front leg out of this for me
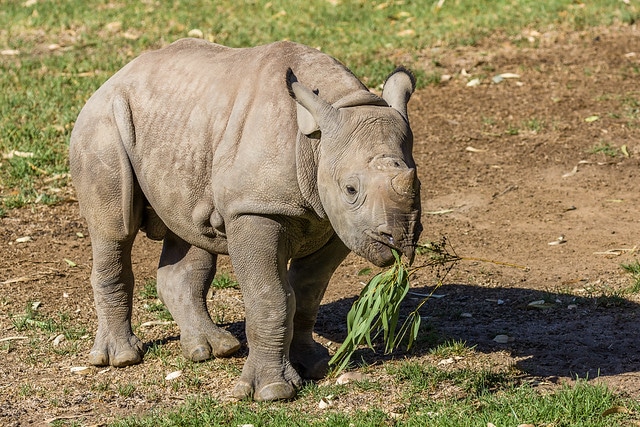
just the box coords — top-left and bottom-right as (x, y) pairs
(156, 230), (240, 361)
(288, 235), (350, 379)
(227, 215), (302, 401)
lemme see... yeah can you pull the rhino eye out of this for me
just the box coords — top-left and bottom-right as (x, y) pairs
(346, 185), (358, 195)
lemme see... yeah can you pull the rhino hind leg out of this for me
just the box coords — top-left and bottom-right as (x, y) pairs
(70, 122), (147, 367)
(88, 236), (145, 367)
(157, 230), (240, 361)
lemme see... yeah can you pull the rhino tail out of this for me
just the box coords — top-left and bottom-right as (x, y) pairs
(111, 95), (143, 238)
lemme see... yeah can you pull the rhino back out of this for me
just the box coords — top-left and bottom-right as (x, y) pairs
(73, 39), (366, 251)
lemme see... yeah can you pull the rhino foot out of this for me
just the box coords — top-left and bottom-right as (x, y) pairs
(88, 334), (144, 367)
(290, 340), (330, 379)
(232, 359), (302, 401)
(233, 380), (296, 402)
(181, 327), (240, 362)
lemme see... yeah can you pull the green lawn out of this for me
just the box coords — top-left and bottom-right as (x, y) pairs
(0, 0), (636, 213)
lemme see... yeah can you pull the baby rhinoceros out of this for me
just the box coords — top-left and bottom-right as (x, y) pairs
(69, 38), (422, 401)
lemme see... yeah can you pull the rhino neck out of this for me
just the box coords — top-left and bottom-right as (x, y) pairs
(296, 133), (326, 219)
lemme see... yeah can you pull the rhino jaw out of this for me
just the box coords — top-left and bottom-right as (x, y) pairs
(364, 230), (411, 267)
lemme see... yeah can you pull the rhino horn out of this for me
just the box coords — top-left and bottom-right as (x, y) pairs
(381, 67), (415, 121)
(391, 168), (416, 197)
(286, 68), (340, 135)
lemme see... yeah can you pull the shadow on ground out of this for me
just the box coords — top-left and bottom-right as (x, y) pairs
(315, 283), (640, 380)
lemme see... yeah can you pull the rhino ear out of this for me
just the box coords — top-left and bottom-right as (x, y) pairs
(286, 68), (339, 136)
(381, 66), (416, 120)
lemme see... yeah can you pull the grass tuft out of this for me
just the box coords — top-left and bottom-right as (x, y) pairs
(621, 259), (640, 293)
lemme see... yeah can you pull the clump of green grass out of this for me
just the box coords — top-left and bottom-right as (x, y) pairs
(429, 339), (475, 358)
(11, 301), (87, 340)
(138, 279), (173, 321)
(588, 141), (619, 157)
(621, 259), (640, 293)
(211, 272), (238, 289)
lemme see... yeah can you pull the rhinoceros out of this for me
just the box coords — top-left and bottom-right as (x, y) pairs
(69, 38), (422, 401)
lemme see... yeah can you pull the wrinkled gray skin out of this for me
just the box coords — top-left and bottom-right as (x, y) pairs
(69, 38), (422, 401)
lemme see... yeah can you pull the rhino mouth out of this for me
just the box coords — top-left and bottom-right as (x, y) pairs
(364, 229), (415, 265)
(364, 229), (401, 251)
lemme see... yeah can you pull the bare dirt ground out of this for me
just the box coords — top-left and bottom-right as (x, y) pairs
(2, 24), (640, 426)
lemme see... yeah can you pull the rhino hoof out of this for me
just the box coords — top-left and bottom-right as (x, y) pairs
(256, 382), (296, 401)
(212, 335), (241, 357)
(88, 348), (142, 367)
(232, 381), (253, 400)
(189, 345), (212, 362)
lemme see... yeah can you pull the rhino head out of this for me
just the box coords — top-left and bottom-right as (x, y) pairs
(287, 68), (422, 267)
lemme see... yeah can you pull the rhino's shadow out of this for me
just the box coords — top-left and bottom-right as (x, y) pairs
(314, 283), (640, 379)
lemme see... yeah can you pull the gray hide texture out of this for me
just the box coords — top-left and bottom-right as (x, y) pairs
(69, 38), (422, 401)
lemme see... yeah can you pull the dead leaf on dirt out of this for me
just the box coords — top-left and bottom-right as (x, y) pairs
(438, 356), (463, 365)
(396, 29), (415, 37)
(188, 28), (204, 38)
(585, 115), (600, 122)
(105, 21), (122, 32)
(1, 49), (20, 56)
(493, 334), (513, 344)
(318, 395), (335, 409)
(52, 334), (65, 346)
(122, 31), (140, 40)
(335, 371), (367, 385)
(492, 73), (520, 84)
(621, 145), (630, 157)
(15, 236), (32, 243)
(466, 146), (487, 153)
(0, 336), (28, 343)
(64, 258), (77, 267)
(562, 165), (578, 178)
(3, 150), (34, 159)
(70, 366), (92, 375)
(467, 78), (481, 87)
(165, 370), (182, 380)
(602, 406), (629, 416)
(593, 247), (637, 256)
(425, 209), (454, 215)
(409, 291), (446, 298)
(528, 300), (555, 309)
(140, 320), (176, 328)
(548, 235), (566, 245)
